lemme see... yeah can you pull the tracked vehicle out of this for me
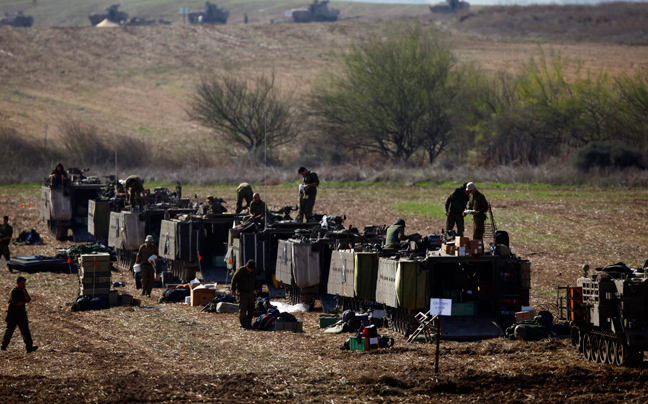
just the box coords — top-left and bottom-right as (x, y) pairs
(567, 263), (648, 366)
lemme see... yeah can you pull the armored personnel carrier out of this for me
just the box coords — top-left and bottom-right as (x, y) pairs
(0, 11), (33, 27)
(39, 168), (107, 241)
(89, 4), (128, 26)
(188, 2), (229, 25)
(567, 262), (648, 366)
(291, 0), (340, 23)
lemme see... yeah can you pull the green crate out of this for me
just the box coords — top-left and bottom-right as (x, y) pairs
(349, 337), (367, 351)
(319, 314), (340, 328)
(451, 302), (478, 316)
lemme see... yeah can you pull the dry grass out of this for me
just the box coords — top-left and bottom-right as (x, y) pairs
(1, 183), (648, 402)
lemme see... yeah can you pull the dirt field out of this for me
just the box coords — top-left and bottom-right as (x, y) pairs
(1, 183), (648, 403)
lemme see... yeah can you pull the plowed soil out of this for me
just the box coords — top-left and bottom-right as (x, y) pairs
(1, 183), (648, 403)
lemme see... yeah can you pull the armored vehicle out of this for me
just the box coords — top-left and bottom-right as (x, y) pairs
(39, 168), (107, 242)
(291, 0), (340, 23)
(430, 0), (470, 13)
(0, 11), (33, 27)
(89, 4), (128, 26)
(188, 2), (229, 25)
(566, 262), (648, 366)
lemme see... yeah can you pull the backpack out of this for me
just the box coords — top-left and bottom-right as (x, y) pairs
(277, 312), (297, 322)
(342, 309), (355, 323)
(253, 312), (277, 331)
(255, 297), (276, 316)
(71, 296), (92, 312)
(89, 297), (108, 311)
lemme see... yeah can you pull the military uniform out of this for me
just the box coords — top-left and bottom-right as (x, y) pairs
(49, 168), (68, 188)
(385, 224), (406, 247)
(249, 199), (266, 218)
(298, 171), (319, 222)
(136, 243), (158, 296)
(445, 187), (470, 236)
(0, 223), (12, 261)
(231, 266), (259, 329)
(236, 183), (254, 214)
(207, 201), (227, 214)
(468, 190), (489, 240)
(125, 175), (145, 208)
(2, 286), (34, 351)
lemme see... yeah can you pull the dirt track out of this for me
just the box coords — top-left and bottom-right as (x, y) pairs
(1, 184), (648, 403)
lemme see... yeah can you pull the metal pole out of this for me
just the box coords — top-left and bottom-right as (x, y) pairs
(435, 316), (441, 373)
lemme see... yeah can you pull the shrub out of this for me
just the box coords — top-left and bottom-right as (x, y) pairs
(572, 141), (643, 171)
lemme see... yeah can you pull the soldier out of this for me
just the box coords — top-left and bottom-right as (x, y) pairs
(125, 175), (146, 209)
(297, 167), (319, 222)
(466, 182), (489, 240)
(1, 216), (13, 271)
(231, 259), (260, 330)
(135, 235), (158, 298)
(384, 219), (409, 248)
(248, 193), (266, 221)
(235, 183), (254, 214)
(48, 162), (68, 189)
(206, 196), (227, 214)
(2, 276), (38, 353)
(445, 182), (470, 237)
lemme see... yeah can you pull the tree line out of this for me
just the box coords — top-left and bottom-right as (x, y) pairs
(189, 23), (648, 171)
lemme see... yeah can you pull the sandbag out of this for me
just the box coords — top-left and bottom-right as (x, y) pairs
(216, 302), (239, 313)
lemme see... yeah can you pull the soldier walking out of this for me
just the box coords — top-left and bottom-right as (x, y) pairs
(297, 167), (319, 222)
(136, 235), (158, 298)
(231, 260), (260, 330)
(2, 276), (38, 353)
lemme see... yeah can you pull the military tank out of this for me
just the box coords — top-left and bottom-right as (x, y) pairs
(188, 2), (229, 25)
(567, 262), (648, 366)
(291, 0), (340, 23)
(89, 4), (128, 26)
(0, 11), (33, 27)
(430, 0), (470, 13)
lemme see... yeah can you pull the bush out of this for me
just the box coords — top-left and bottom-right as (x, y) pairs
(572, 141), (644, 171)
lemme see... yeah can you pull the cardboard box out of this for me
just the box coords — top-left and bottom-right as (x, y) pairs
(191, 287), (216, 306)
(469, 240), (484, 256)
(515, 309), (536, 322)
(455, 246), (468, 257)
(441, 243), (456, 255)
(455, 236), (469, 247)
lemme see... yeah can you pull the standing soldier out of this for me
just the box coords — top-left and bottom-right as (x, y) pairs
(466, 182), (489, 240)
(1, 216), (13, 272)
(445, 183), (470, 237)
(2, 276), (38, 353)
(136, 235), (158, 298)
(235, 183), (254, 214)
(125, 175), (146, 209)
(297, 167), (319, 222)
(231, 259), (260, 330)
(205, 196), (227, 214)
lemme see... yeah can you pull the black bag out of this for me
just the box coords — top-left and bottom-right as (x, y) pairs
(494, 230), (509, 247)
(71, 296), (92, 312)
(277, 312), (297, 322)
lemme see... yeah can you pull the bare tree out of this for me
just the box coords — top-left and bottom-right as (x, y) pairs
(188, 70), (297, 155)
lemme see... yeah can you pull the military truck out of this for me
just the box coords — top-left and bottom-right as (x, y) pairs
(0, 11), (33, 27)
(291, 0), (340, 23)
(89, 4), (128, 26)
(188, 2), (229, 25)
(430, 0), (470, 13)
(566, 262), (648, 366)
(40, 168), (107, 241)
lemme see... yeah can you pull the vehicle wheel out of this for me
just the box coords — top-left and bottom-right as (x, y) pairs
(591, 335), (600, 362)
(616, 341), (628, 366)
(609, 338), (619, 365)
(599, 337), (610, 364)
(583, 333), (592, 361)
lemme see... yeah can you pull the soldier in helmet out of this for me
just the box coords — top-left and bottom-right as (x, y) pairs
(466, 182), (489, 240)
(445, 182), (470, 237)
(48, 163), (68, 189)
(384, 219), (411, 248)
(205, 195), (227, 214)
(231, 259), (260, 330)
(297, 167), (319, 222)
(235, 183), (254, 214)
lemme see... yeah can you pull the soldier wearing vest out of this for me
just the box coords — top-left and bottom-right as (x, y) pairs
(385, 219), (408, 248)
(136, 235), (158, 298)
(466, 182), (489, 240)
(231, 259), (260, 330)
(445, 182), (470, 237)
(206, 195), (227, 214)
(297, 167), (319, 222)
(235, 183), (254, 214)
(2, 276), (38, 353)
(1, 216), (13, 270)
(125, 175), (146, 208)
